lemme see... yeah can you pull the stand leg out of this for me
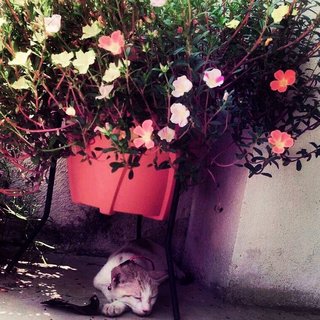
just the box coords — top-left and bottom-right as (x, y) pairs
(5, 158), (57, 273)
(165, 180), (181, 320)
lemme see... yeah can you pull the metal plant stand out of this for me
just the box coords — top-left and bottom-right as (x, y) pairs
(5, 158), (181, 320)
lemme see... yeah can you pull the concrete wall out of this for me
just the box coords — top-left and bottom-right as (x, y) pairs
(183, 127), (320, 310)
(226, 129), (320, 308)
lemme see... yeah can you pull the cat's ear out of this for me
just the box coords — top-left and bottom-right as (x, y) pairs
(148, 270), (168, 283)
(111, 265), (124, 288)
(111, 272), (121, 287)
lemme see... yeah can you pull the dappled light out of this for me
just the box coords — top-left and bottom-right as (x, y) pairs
(0, 311), (52, 317)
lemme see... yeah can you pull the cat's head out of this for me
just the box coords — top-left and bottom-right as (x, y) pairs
(109, 261), (167, 316)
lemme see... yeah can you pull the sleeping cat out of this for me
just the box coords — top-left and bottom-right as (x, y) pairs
(93, 239), (173, 317)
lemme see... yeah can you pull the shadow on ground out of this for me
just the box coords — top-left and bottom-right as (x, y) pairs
(0, 254), (319, 320)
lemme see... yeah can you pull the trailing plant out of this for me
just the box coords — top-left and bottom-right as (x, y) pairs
(0, 0), (319, 193)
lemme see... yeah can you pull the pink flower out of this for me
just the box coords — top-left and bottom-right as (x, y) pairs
(133, 119), (155, 149)
(98, 30), (125, 55)
(158, 126), (175, 143)
(268, 130), (294, 154)
(150, 0), (167, 7)
(270, 70), (296, 93)
(203, 68), (224, 88)
(170, 103), (190, 127)
(177, 26), (183, 34)
(172, 75), (193, 98)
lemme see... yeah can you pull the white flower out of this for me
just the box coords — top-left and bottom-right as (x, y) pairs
(150, 0), (167, 7)
(170, 103), (190, 127)
(72, 50), (96, 74)
(158, 126), (175, 143)
(203, 68), (224, 88)
(96, 84), (114, 100)
(65, 106), (76, 116)
(102, 63), (121, 83)
(44, 14), (62, 34)
(172, 75), (193, 98)
(51, 51), (74, 68)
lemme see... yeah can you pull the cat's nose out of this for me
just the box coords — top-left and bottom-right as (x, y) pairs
(142, 309), (151, 315)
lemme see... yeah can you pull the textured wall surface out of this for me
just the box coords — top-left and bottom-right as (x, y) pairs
(227, 128), (320, 308)
(183, 127), (320, 309)
(182, 143), (248, 290)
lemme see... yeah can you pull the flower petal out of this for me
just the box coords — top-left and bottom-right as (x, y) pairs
(133, 137), (145, 148)
(271, 130), (282, 140)
(270, 80), (280, 91)
(142, 119), (154, 131)
(284, 70), (296, 85)
(145, 140), (155, 149)
(272, 146), (285, 154)
(274, 70), (285, 80)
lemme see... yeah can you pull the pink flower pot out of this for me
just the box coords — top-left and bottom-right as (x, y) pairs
(67, 136), (176, 220)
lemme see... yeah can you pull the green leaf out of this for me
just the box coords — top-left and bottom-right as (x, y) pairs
(261, 172), (272, 178)
(110, 162), (125, 172)
(128, 169), (134, 180)
(253, 147), (263, 156)
(296, 160), (302, 171)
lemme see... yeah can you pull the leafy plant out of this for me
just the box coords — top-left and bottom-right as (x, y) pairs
(0, 0), (319, 193)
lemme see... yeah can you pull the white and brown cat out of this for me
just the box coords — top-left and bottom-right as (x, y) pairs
(93, 238), (180, 317)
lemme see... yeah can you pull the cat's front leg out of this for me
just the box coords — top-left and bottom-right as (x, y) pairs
(102, 301), (128, 317)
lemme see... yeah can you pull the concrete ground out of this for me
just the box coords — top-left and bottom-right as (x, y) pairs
(0, 254), (319, 320)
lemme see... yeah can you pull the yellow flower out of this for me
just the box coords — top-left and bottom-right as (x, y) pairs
(11, 76), (31, 90)
(72, 50), (96, 74)
(271, 5), (289, 24)
(8, 50), (32, 67)
(12, 0), (25, 6)
(0, 18), (7, 27)
(51, 51), (74, 68)
(102, 63), (121, 83)
(225, 19), (240, 29)
(81, 21), (102, 40)
(31, 32), (46, 45)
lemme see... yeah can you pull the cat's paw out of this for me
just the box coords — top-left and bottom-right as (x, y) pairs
(102, 301), (127, 317)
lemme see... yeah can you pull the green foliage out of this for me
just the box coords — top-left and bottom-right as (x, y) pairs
(0, 0), (319, 192)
